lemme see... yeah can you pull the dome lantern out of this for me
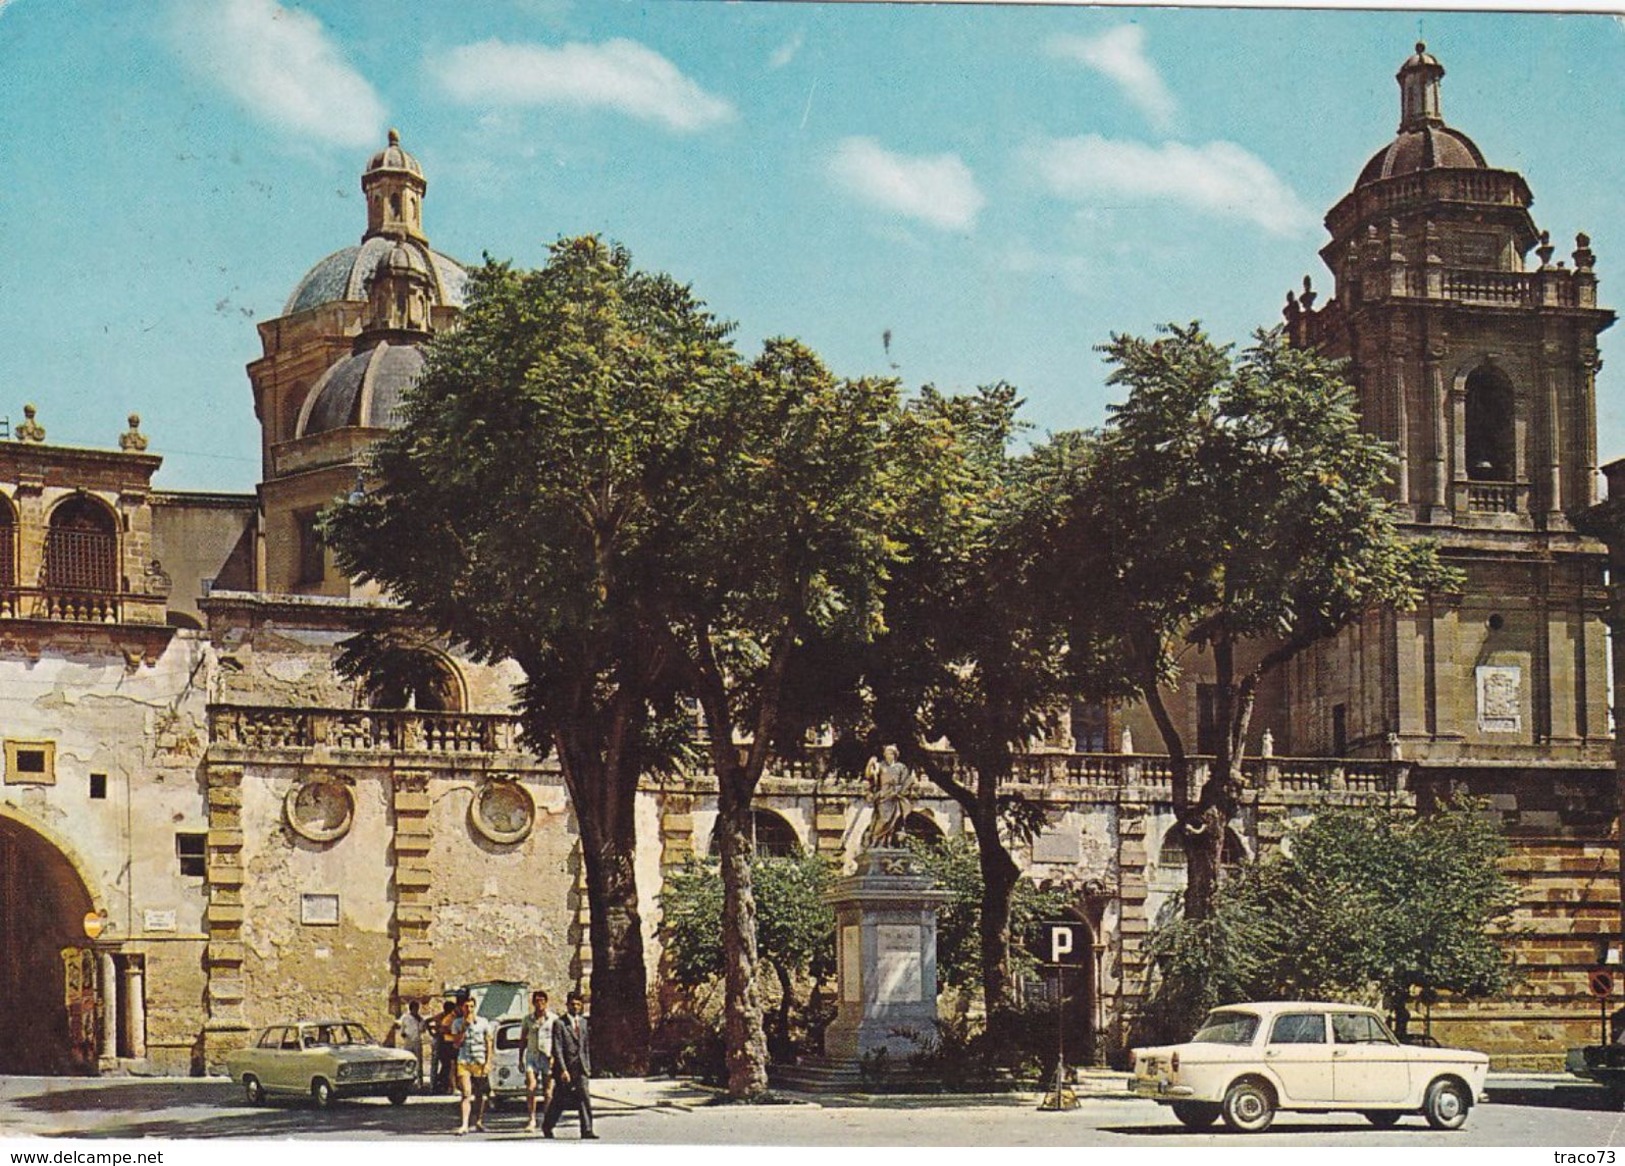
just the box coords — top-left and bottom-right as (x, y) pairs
(362, 129), (428, 244)
(1398, 42), (1445, 132)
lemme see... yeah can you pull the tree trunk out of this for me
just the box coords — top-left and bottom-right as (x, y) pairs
(976, 810), (1022, 1046)
(717, 776), (770, 1097)
(556, 728), (651, 1074)
(1181, 802), (1228, 921)
(772, 959), (796, 1061)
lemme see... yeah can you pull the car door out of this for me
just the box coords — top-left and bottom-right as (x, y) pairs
(1330, 1011), (1411, 1103)
(1263, 1011), (1336, 1103)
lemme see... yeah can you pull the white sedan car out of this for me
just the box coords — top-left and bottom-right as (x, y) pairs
(1131, 1001), (1489, 1133)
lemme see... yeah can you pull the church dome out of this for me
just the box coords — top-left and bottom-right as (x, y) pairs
(1356, 124), (1486, 186)
(283, 237), (468, 317)
(1354, 43), (1488, 188)
(295, 341), (425, 438)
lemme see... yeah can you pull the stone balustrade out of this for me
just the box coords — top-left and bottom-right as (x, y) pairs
(207, 703), (1406, 795)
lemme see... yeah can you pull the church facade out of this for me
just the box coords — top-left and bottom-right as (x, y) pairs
(0, 45), (1614, 1077)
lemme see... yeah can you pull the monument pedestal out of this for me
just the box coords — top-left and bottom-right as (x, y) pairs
(775, 848), (949, 1090)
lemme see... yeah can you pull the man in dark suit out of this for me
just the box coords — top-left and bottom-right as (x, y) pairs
(542, 990), (597, 1139)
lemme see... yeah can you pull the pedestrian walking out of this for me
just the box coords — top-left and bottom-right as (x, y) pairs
(451, 994), (493, 1135)
(521, 990), (557, 1133)
(541, 990), (596, 1139)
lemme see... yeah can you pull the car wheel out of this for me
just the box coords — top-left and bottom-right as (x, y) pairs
(243, 1076), (265, 1106)
(387, 1085), (410, 1106)
(1221, 1078), (1275, 1133)
(1171, 1101), (1221, 1129)
(1423, 1078), (1468, 1130)
(311, 1078), (334, 1109)
(1363, 1110), (1402, 1128)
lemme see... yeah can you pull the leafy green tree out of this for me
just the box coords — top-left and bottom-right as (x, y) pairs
(323, 236), (736, 1072)
(904, 835), (1075, 992)
(659, 853), (836, 1058)
(860, 385), (1079, 1040)
(647, 339), (901, 1096)
(1056, 324), (1459, 920)
(1141, 798), (1518, 1041)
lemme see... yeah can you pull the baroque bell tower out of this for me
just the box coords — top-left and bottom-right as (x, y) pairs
(1280, 45), (1615, 764)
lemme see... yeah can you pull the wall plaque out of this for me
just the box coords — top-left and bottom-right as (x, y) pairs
(1476, 665), (1522, 733)
(143, 909), (177, 932)
(300, 892), (340, 926)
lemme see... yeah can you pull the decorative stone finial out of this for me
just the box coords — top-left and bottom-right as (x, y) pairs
(1120, 726), (1134, 755)
(388, 128), (400, 147)
(1299, 274), (1317, 311)
(1537, 230), (1554, 268)
(1261, 728), (1274, 758)
(16, 403), (44, 443)
(1575, 232), (1596, 272)
(119, 413), (148, 452)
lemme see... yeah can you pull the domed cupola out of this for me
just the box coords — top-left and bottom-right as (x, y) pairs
(1356, 44), (1488, 187)
(364, 128), (427, 243)
(281, 131), (467, 318)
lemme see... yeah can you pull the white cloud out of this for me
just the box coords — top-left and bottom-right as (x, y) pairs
(433, 38), (735, 133)
(826, 137), (985, 233)
(170, 0), (384, 148)
(1026, 134), (1315, 238)
(1049, 25), (1176, 132)
(770, 31), (805, 69)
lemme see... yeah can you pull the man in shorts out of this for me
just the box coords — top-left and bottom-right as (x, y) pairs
(451, 994), (493, 1134)
(520, 990), (557, 1133)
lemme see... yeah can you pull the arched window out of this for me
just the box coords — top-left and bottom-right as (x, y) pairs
(0, 494), (15, 592)
(708, 810), (804, 859)
(45, 496), (117, 593)
(361, 648), (463, 712)
(1464, 366), (1515, 482)
(1158, 825), (1248, 869)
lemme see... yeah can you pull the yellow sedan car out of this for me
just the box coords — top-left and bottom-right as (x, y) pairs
(225, 1020), (419, 1108)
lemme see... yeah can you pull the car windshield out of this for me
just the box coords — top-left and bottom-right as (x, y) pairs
(1190, 1010), (1261, 1045)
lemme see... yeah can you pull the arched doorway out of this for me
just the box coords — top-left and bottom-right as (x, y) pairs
(0, 814), (102, 1074)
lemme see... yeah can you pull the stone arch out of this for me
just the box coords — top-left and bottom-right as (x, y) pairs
(0, 805), (110, 1074)
(44, 492), (119, 592)
(899, 810), (945, 845)
(360, 645), (466, 712)
(1463, 363), (1517, 482)
(1156, 823), (1250, 868)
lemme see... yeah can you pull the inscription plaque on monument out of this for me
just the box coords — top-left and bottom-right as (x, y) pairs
(876, 923), (923, 1003)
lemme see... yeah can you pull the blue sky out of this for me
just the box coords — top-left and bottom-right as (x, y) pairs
(0, 1), (1621, 492)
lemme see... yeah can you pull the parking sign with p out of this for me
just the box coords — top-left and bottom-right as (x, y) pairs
(1041, 921), (1087, 966)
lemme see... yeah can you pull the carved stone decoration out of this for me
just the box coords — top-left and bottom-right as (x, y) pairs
(15, 403), (44, 443)
(284, 777), (355, 842)
(119, 414), (149, 452)
(1476, 664), (1522, 733)
(471, 777), (534, 845)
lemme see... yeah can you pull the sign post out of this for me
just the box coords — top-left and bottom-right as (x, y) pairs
(1038, 922), (1087, 1112)
(1592, 966), (1614, 1045)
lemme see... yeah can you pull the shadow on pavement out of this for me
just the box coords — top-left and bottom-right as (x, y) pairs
(1485, 1084), (1621, 1112)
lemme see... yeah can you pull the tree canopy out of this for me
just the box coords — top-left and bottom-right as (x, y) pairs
(323, 236), (739, 1071)
(1056, 323), (1460, 917)
(1140, 798), (1519, 1042)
